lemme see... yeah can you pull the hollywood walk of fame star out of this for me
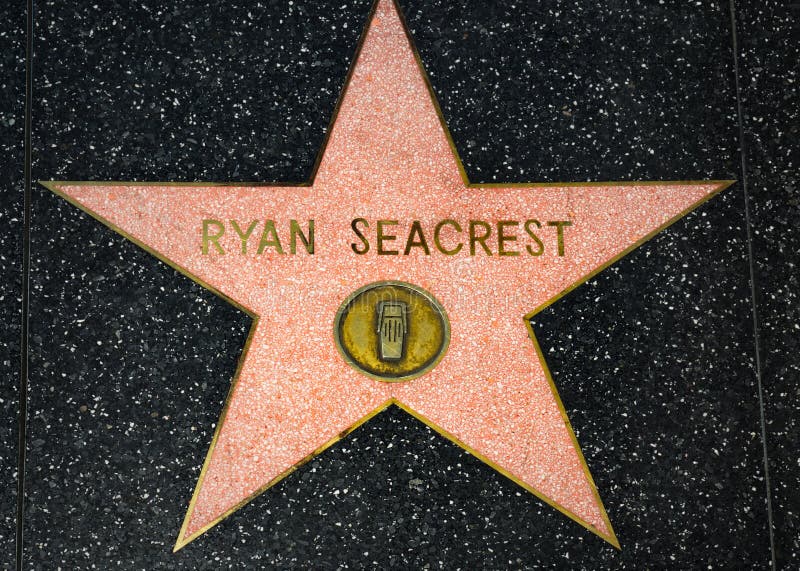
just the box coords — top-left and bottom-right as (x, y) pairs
(43, 0), (731, 551)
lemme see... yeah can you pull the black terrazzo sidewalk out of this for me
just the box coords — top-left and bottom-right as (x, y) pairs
(4, 0), (797, 569)
(1, 0), (26, 566)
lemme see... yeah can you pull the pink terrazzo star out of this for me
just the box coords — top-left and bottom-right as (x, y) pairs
(45, 0), (731, 551)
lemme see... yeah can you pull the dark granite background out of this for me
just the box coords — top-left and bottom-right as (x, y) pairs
(1, 1), (25, 569)
(12, 0), (793, 568)
(734, 0), (800, 568)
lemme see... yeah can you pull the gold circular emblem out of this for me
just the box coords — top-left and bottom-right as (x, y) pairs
(334, 281), (450, 382)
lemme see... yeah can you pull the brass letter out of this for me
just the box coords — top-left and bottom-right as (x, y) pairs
(434, 219), (463, 255)
(351, 218), (370, 254)
(377, 220), (399, 255)
(497, 220), (519, 256)
(202, 219), (225, 255)
(256, 220), (285, 254)
(524, 219), (544, 256)
(290, 219), (314, 254)
(547, 220), (572, 256)
(230, 219), (259, 254)
(403, 220), (431, 255)
(469, 220), (492, 256)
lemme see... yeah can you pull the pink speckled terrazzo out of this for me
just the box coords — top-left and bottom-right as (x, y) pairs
(49, 0), (727, 550)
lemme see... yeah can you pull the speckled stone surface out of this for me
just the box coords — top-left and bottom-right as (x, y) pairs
(22, 0), (780, 569)
(735, 0), (800, 567)
(46, 1), (729, 548)
(0, 1), (24, 568)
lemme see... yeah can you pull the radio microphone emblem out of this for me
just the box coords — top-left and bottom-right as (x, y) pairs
(334, 281), (449, 382)
(377, 301), (408, 361)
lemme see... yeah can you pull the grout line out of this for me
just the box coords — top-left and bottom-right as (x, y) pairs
(16, 0), (33, 568)
(727, 0), (776, 568)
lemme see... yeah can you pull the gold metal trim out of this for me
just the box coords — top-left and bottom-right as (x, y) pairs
(38, 0), (737, 554)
